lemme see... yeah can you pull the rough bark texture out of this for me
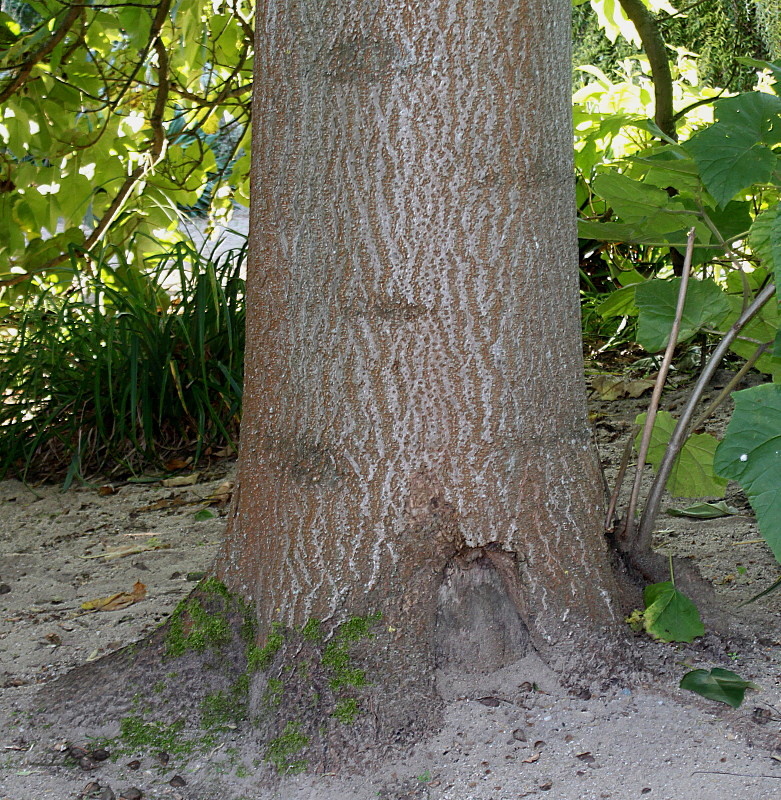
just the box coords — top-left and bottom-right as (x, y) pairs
(217, 0), (625, 762)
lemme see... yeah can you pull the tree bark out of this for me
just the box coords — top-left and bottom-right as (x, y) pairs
(216, 0), (626, 765)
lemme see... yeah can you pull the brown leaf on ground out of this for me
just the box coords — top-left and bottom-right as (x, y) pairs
(81, 581), (146, 612)
(161, 472), (200, 487)
(163, 458), (191, 471)
(203, 480), (234, 504)
(591, 374), (655, 401)
(134, 495), (187, 513)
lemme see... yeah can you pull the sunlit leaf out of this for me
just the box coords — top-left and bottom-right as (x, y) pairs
(685, 93), (781, 206)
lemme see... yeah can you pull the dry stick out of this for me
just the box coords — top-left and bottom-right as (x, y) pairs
(622, 228), (696, 544)
(690, 340), (771, 431)
(634, 281), (777, 554)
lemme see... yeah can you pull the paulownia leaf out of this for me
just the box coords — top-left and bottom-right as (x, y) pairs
(748, 203), (781, 291)
(714, 384), (781, 562)
(684, 92), (781, 206)
(643, 581), (704, 643)
(680, 667), (759, 708)
(665, 501), (741, 519)
(635, 278), (731, 353)
(636, 411), (728, 497)
(720, 294), (781, 380)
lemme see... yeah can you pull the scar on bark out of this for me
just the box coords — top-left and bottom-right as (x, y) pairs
(435, 543), (531, 671)
(404, 470), (532, 671)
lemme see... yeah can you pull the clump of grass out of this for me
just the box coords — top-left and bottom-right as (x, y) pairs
(0, 237), (246, 484)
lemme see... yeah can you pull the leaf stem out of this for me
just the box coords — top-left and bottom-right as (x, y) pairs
(622, 227), (696, 544)
(634, 282), (777, 554)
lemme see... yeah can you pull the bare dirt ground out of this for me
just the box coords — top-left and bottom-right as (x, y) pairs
(1, 382), (781, 800)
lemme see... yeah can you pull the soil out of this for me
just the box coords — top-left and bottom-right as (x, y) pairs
(2, 379), (781, 800)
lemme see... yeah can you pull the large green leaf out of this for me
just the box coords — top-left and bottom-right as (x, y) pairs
(714, 384), (781, 562)
(684, 93), (781, 206)
(634, 278), (731, 353)
(721, 295), (781, 380)
(680, 668), (759, 708)
(597, 284), (639, 319)
(748, 203), (781, 289)
(642, 582), (704, 643)
(636, 411), (727, 498)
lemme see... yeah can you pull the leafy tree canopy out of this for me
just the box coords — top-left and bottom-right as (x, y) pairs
(0, 0), (253, 308)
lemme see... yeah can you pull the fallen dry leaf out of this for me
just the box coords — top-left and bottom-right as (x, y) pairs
(164, 457), (192, 471)
(161, 472), (200, 487)
(591, 374), (655, 401)
(134, 495), (187, 513)
(522, 753), (540, 764)
(81, 581), (146, 612)
(204, 481), (234, 504)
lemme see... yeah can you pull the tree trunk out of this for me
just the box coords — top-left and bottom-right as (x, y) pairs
(216, 0), (625, 768)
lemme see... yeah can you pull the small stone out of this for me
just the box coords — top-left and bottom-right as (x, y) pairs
(90, 748), (110, 762)
(157, 750), (170, 765)
(186, 571), (206, 581)
(511, 728), (527, 742)
(477, 696), (501, 707)
(119, 789), (143, 800)
(169, 775), (186, 787)
(126, 759), (141, 770)
(641, 790), (652, 795)
(0, 583), (11, 594)
(79, 756), (97, 771)
(98, 788), (116, 800)
(539, 782), (552, 791)
(78, 781), (101, 799)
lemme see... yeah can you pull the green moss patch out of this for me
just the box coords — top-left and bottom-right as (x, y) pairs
(264, 721), (309, 774)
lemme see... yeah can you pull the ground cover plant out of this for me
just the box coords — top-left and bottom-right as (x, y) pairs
(0, 238), (246, 484)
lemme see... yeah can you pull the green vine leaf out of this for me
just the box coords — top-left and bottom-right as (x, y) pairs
(642, 581), (704, 643)
(714, 384), (781, 562)
(634, 278), (731, 353)
(680, 668), (759, 708)
(636, 411), (727, 498)
(684, 92), (781, 207)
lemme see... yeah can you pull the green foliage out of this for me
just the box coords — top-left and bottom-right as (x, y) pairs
(634, 278), (731, 352)
(665, 501), (740, 518)
(714, 384), (781, 561)
(640, 581), (705, 642)
(680, 667), (759, 707)
(0, 0), (253, 290)
(0, 239), (245, 482)
(684, 92), (781, 206)
(635, 411), (727, 497)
